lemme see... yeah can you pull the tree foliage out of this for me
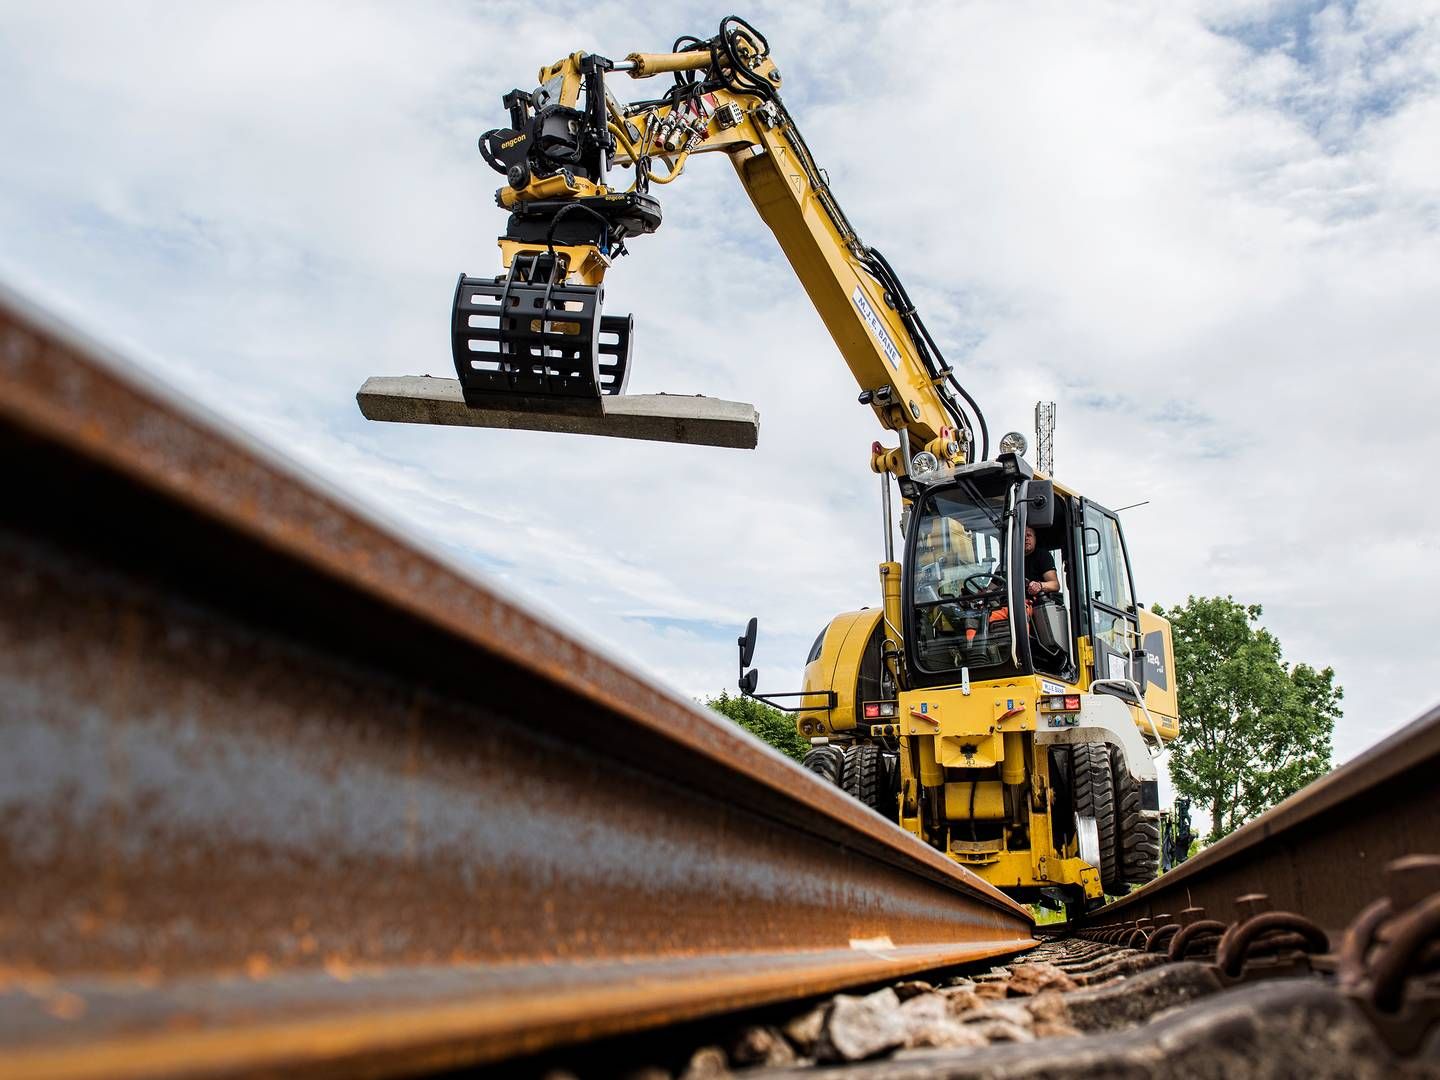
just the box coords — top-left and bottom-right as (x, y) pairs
(1155, 596), (1340, 842)
(705, 691), (809, 763)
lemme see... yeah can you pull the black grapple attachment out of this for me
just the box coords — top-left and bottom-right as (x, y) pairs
(364, 38), (762, 447)
(451, 252), (633, 406)
(451, 52), (663, 409)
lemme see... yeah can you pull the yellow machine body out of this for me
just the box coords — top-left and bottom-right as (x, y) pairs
(795, 474), (1179, 905)
(462, 20), (1181, 913)
(801, 636), (1177, 901)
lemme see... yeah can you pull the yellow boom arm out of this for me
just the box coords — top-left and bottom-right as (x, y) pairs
(471, 20), (987, 473)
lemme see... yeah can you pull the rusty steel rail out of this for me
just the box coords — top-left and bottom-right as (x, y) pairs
(1090, 703), (1440, 939)
(0, 282), (1034, 1079)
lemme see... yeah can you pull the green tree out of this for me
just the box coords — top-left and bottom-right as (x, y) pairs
(1155, 596), (1341, 842)
(704, 690), (809, 763)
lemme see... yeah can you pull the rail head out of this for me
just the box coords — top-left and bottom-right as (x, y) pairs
(0, 280), (1033, 1078)
(0, 279), (1028, 920)
(1094, 702), (1440, 934)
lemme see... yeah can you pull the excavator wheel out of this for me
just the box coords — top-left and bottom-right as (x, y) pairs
(802, 744), (846, 786)
(1072, 743), (1123, 896)
(1110, 745), (1161, 886)
(842, 744), (885, 812)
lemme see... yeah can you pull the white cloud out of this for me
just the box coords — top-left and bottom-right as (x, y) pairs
(3, 0), (1438, 797)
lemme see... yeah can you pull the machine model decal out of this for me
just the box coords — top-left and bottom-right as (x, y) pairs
(1143, 630), (1169, 691)
(852, 285), (901, 371)
(1041, 679), (1066, 695)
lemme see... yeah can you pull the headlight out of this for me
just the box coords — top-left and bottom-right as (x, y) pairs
(910, 451), (939, 478)
(998, 431), (1028, 456)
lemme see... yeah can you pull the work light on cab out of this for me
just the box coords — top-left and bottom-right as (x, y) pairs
(998, 431), (1028, 456)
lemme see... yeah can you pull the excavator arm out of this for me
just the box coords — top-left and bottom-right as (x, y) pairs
(453, 17), (988, 476)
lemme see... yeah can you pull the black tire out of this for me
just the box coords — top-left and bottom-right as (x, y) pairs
(1072, 742), (1122, 895)
(842, 744), (884, 812)
(802, 744), (845, 786)
(1110, 745), (1161, 886)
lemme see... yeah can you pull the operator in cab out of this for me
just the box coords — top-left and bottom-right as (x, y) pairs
(1024, 526), (1059, 600)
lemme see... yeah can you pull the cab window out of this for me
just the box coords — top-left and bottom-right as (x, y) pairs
(908, 485), (1013, 676)
(1084, 507), (1133, 610)
(1083, 504), (1138, 684)
(806, 627), (826, 665)
(1026, 514), (1074, 678)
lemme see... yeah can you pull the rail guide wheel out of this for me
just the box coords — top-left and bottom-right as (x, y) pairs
(1072, 742), (1123, 896)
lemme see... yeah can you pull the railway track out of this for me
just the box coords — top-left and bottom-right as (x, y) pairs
(526, 709), (1440, 1079)
(2, 280), (1437, 1078)
(0, 286), (1031, 1077)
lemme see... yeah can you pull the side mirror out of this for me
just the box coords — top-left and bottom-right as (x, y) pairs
(1082, 527), (1102, 557)
(1025, 480), (1054, 529)
(738, 616), (758, 669)
(738, 617), (759, 696)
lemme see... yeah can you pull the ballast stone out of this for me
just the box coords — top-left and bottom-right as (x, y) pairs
(817, 988), (908, 1062)
(728, 1026), (797, 1068)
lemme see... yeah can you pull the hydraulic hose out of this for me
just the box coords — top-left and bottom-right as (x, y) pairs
(864, 247), (990, 461)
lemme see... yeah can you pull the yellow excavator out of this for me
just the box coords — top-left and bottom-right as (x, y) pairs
(451, 17), (1179, 915)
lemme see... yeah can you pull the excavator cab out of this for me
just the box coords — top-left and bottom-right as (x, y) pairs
(908, 482), (1013, 674)
(782, 451), (1179, 912)
(897, 459), (1178, 906)
(903, 457), (1070, 687)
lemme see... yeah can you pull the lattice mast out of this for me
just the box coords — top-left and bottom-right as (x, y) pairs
(1035, 401), (1056, 476)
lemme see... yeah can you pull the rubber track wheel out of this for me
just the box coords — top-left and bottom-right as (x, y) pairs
(1110, 744), (1161, 886)
(842, 744), (884, 811)
(1072, 742), (1122, 895)
(802, 744), (846, 786)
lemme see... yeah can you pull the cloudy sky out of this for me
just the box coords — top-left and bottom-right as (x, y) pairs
(4, 1), (1437, 811)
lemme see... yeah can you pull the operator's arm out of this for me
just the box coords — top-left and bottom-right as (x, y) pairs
(1026, 571), (1059, 598)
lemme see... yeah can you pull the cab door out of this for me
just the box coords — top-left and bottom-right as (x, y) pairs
(1079, 500), (1141, 689)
